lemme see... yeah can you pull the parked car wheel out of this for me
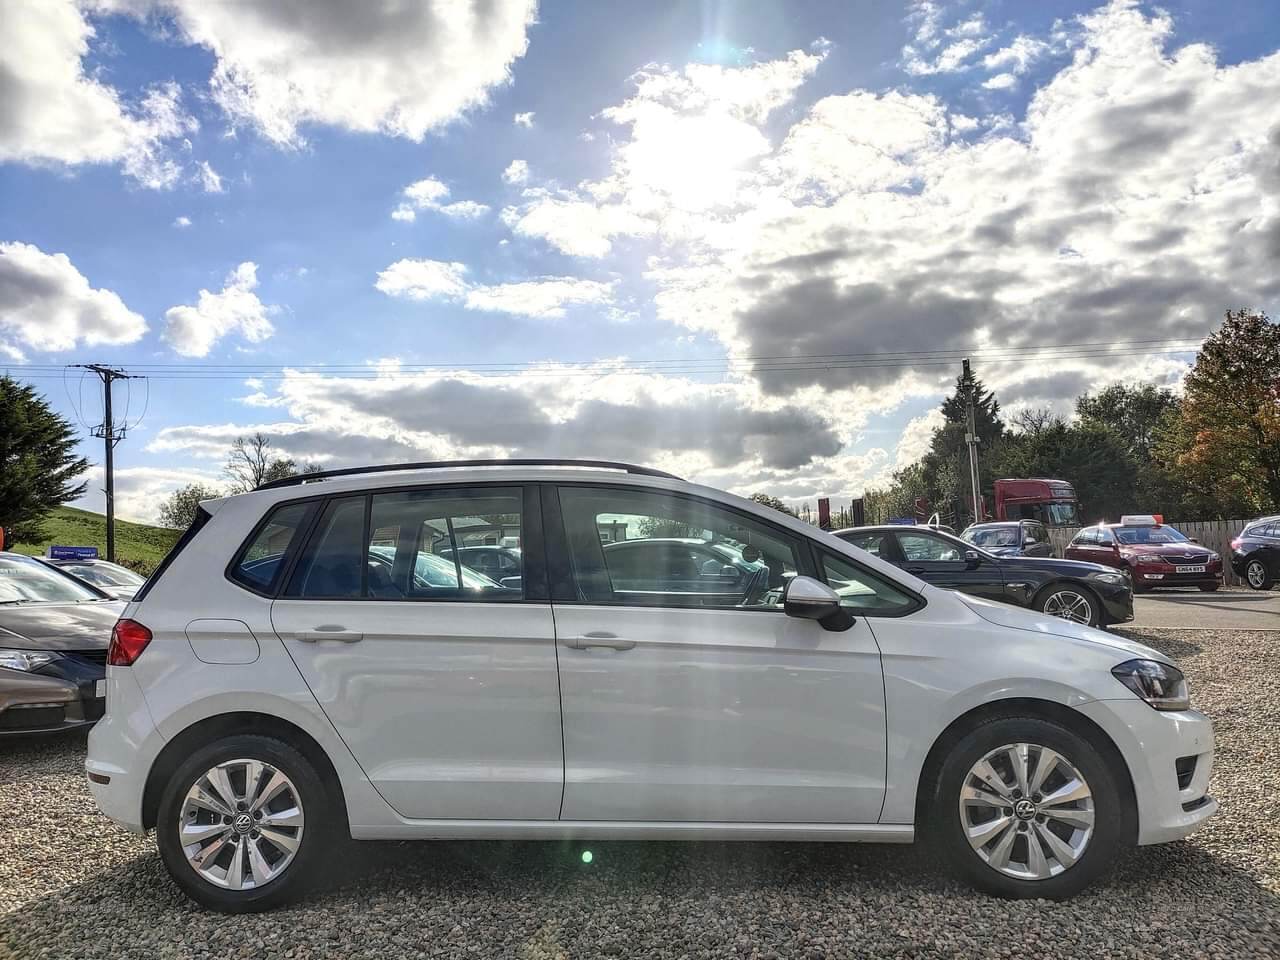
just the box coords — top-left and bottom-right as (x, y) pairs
(1245, 559), (1274, 591)
(1035, 584), (1100, 627)
(156, 734), (337, 913)
(933, 716), (1128, 900)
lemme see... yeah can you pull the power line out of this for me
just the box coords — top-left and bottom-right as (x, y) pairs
(71, 364), (145, 563)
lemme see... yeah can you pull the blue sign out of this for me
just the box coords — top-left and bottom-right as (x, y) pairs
(48, 545), (99, 560)
(887, 517), (917, 525)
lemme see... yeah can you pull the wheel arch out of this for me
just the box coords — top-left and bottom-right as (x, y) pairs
(142, 711), (349, 832)
(912, 697), (1137, 839)
(1030, 580), (1102, 619)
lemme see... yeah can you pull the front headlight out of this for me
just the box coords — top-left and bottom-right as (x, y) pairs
(1091, 572), (1128, 585)
(0, 649), (58, 672)
(1134, 554), (1166, 563)
(1111, 659), (1191, 711)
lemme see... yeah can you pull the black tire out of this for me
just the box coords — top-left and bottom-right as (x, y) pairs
(1035, 582), (1101, 627)
(1198, 583), (1219, 592)
(1244, 559), (1274, 591)
(930, 716), (1131, 900)
(156, 734), (339, 913)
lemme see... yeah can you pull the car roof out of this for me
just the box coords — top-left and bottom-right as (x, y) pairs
(833, 525), (951, 534)
(965, 521), (1021, 528)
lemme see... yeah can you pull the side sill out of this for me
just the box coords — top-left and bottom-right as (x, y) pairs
(349, 821), (915, 843)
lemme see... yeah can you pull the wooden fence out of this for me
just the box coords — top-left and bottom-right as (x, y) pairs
(1047, 519), (1252, 586)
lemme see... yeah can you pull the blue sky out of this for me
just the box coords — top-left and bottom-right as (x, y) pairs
(2, 0), (1278, 521)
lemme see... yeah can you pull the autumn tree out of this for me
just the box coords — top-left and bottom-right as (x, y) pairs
(157, 482), (223, 529)
(224, 432), (300, 493)
(0, 378), (89, 541)
(1076, 384), (1178, 463)
(1155, 310), (1280, 514)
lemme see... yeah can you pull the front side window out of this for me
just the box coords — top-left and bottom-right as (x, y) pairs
(286, 488), (523, 601)
(820, 551), (918, 614)
(842, 531), (892, 557)
(558, 486), (800, 608)
(230, 500), (314, 594)
(897, 532), (963, 562)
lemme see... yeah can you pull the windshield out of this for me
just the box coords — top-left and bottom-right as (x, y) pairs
(1044, 502), (1080, 526)
(963, 527), (1019, 547)
(0, 556), (102, 603)
(1115, 526), (1189, 545)
(62, 561), (145, 588)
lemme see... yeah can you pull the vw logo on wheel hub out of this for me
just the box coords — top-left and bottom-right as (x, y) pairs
(232, 813), (253, 834)
(1013, 799), (1037, 820)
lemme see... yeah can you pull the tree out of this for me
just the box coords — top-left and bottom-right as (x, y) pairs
(0, 377), (88, 541)
(157, 483), (223, 529)
(1076, 384), (1178, 463)
(1154, 309), (1280, 514)
(921, 369), (1007, 524)
(995, 418), (1138, 522)
(748, 493), (797, 517)
(224, 432), (299, 493)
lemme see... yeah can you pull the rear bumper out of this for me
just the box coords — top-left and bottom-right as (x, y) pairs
(1075, 699), (1216, 845)
(85, 668), (165, 834)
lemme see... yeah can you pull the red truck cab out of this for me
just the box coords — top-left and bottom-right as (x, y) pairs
(992, 479), (1080, 527)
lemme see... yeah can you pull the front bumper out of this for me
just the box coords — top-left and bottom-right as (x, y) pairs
(0, 668), (102, 736)
(1092, 578), (1135, 625)
(1076, 698), (1216, 845)
(1130, 560), (1223, 589)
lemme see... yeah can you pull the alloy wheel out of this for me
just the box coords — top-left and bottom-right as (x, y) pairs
(179, 758), (305, 890)
(1042, 590), (1093, 624)
(1247, 561), (1267, 589)
(959, 742), (1095, 881)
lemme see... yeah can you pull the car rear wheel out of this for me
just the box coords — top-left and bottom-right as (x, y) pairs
(156, 734), (337, 912)
(1245, 559), (1273, 591)
(932, 716), (1128, 899)
(1036, 584), (1100, 627)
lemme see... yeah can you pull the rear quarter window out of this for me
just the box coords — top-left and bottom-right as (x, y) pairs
(228, 501), (316, 595)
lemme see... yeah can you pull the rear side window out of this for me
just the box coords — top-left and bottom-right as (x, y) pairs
(229, 501), (314, 595)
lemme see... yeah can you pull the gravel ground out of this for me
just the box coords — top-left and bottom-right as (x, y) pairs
(1, 628), (1276, 959)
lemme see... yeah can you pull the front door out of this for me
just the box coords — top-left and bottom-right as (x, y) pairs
(270, 485), (563, 821)
(893, 530), (1006, 601)
(548, 484), (887, 824)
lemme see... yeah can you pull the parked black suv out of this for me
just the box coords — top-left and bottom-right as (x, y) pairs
(835, 525), (1133, 627)
(1231, 516), (1279, 590)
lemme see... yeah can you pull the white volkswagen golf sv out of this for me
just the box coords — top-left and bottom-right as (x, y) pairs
(87, 460), (1216, 912)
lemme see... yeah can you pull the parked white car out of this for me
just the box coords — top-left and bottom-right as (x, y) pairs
(87, 460), (1216, 912)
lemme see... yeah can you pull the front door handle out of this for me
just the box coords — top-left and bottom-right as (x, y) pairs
(296, 628), (364, 643)
(566, 632), (636, 651)
(905, 566), (927, 575)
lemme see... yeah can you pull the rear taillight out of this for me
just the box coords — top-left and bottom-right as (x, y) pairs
(1230, 538), (1242, 551)
(108, 619), (153, 666)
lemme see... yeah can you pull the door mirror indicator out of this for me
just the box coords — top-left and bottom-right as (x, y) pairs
(783, 576), (854, 631)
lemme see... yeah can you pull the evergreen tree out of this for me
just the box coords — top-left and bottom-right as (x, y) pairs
(0, 377), (89, 541)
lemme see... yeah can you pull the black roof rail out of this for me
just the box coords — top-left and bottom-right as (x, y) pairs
(255, 458), (682, 491)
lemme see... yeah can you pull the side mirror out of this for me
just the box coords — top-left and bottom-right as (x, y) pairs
(1188, 537), (1200, 544)
(783, 576), (854, 632)
(964, 549), (982, 568)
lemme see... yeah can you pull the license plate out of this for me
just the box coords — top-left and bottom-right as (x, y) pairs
(1176, 565), (1206, 574)
(95, 680), (107, 699)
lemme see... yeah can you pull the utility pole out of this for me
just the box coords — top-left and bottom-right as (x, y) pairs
(963, 358), (983, 524)
(75, 365), (139, 562)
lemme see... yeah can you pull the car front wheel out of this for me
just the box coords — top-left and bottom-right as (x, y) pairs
(1037, 584), (1100, 627)
(156, 734), (337, 912)
(1245, 559), (1274, 591)
(932, 716), (1129, 899)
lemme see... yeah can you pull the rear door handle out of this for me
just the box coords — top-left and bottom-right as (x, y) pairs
(566, 632), (636, 651)
(296, 628), (363, 643)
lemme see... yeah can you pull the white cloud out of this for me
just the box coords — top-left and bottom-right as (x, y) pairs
(162, 262), (277, 357)
(0, 241), (147, 352)
(196, 160), (225, 193)
(172, 215), (192, 228)
(374, 259), (470, 300)
(983, 35), (1050, 75)
(503, 159), (530, 184)
(74, 465), (222, 524)
(106, 0), (537, 146)
(0, 0), (195, 187)
(983, 72), (1018, 90)
(514, 111), (535, 127)
(375, 258), (615, 318)
(901, 9), (994, 76)
(390, 176), (489, 222)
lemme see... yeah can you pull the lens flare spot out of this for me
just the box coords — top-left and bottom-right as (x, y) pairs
(581, 850), (593, 864)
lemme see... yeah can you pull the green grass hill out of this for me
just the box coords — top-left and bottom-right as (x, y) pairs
(7, 506), (180, 574)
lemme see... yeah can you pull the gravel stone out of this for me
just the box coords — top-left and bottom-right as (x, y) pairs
(1, 628), (1276, 958)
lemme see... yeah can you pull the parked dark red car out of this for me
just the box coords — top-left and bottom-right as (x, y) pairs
(1064, 516), (1223, 592)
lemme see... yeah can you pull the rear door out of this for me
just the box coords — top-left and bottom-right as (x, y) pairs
(269, 484), (563, 821)
(548, 484), (888, 824)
